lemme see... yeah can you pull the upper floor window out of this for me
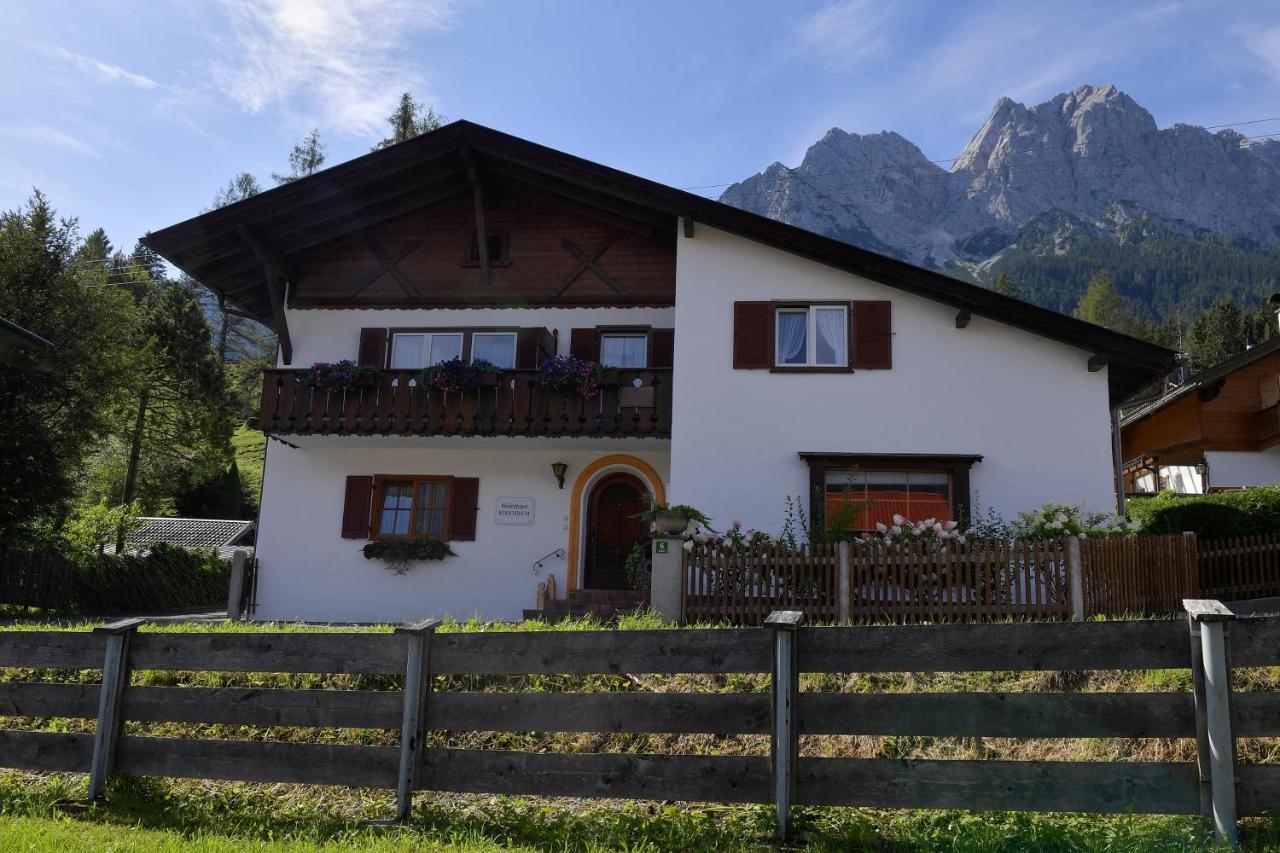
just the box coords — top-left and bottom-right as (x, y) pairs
(600, 333), (648, 368)
(390, 332), (463, 368)
(389, 330), (518, 369)
(776, 305), (848, 367)
(466, 232), (509, 266)
(470, 332), (518, 368)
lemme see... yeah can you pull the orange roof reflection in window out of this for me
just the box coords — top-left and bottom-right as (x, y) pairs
(826, 491), (951, 531)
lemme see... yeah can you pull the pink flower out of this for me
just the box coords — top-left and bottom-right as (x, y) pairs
(732, 520), (742, 530)
(892, 514), (907, 526)
(943, 520), (959, 532)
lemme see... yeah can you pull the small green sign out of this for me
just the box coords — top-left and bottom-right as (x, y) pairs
(655, 540), (669, 554)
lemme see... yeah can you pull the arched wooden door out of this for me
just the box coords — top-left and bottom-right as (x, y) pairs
(584, 472), (647, 590)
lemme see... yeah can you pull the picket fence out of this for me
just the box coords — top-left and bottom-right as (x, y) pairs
(0, 547), (77, 610)
(1200, 534), (1280, 601)
(0, 607), (1275, 844)
(684, 534), (1202, 625)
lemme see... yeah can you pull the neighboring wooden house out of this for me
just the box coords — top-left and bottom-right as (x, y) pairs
(143, 121), (1173, 623)
(1122, 336), (1280, 494)
(115, 517), (256, 559)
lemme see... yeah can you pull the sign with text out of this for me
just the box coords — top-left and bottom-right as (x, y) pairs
(495, 497), (535, 525)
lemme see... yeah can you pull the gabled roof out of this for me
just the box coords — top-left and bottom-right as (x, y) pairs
(0, 316), (54, 352)
(1121, 336), (1280, 426)
(144, 120), (1174, 400)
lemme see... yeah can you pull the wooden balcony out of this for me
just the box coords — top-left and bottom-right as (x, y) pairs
(1262, 402), (1280, 446)
(257, 368), (672, 439)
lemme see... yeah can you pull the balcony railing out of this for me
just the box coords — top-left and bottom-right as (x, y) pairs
(1262, 402), (1280, 445)
(257, 368), (672, 438)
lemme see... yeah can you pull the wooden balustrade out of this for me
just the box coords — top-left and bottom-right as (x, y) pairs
(1261, 402), (1280, 445)
(257, 368), (673, 438)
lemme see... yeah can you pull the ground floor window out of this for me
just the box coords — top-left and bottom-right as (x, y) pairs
(375, 476), (451, 538)
(825, 470), (952, 530)
(800, 452), (981, 535)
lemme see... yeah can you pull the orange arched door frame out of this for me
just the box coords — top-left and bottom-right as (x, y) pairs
(566, 454), (666, 591)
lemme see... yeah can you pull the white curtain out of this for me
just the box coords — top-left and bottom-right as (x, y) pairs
(777, 312), (807, 364)
(815, 309), (847, 365)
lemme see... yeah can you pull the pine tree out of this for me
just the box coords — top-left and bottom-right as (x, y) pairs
(1073, 271), (1141, 335)
(373, 92), (445, 150)
(994, 271), (1020, 299)
(273, 129), (326, 184)
(1186, 296), (1278, 371)
(210, 172), (263, 209)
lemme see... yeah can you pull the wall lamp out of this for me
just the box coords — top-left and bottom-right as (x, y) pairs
(550, 461), (568, 489)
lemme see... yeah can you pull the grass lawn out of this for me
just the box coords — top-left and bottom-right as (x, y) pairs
(0, 773), (1254, 852)
(231, 424), (266, 509)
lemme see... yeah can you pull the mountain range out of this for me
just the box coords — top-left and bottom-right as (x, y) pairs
(721, 84), (1280, 320)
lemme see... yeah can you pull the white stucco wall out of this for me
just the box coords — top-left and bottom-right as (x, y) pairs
(1205, 449), (1280, 489)
(280, 305), (675, 366)
(668, 225), (1118, 531)
(254, 438), (668, 623)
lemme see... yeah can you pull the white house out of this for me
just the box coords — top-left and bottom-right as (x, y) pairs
(145, 121), (1173, 623)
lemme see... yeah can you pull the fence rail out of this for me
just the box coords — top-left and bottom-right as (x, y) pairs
(0, 608), (1275, 843)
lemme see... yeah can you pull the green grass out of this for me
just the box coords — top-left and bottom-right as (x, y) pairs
(232, 425), (266, 509)
(2, 773), (1267, 851)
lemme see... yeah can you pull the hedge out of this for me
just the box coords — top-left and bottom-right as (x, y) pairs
(1128, 486), (1280, 540)
(73, 543), (230, 614)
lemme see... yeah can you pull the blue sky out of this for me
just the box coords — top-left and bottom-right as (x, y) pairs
(3, 0), (1280, 251)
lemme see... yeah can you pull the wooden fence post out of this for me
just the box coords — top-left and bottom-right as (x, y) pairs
(1184, 532), (1201, 598)
(87, 617), (145, 801)
(837, 542), (851, 623)
(226, 550), (248, 621)
(1184, 599), (1237, 846)
(766, 610), (803, 842)
(1067, 536), (1085, 622)
(394, 618), (440, 822)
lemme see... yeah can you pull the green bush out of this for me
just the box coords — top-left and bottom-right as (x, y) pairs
(1128, 486), (1280, 539)
(72, 543), (230, 614)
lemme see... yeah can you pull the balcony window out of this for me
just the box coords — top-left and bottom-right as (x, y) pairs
(600, 333), (648, 368)
(390, 332), (463, 368)
(470, 332), (517, 369)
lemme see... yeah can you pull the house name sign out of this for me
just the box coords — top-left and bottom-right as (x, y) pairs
(495, 497), (535, 525)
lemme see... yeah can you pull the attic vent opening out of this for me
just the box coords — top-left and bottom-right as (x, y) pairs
(467, 232), (508, 265)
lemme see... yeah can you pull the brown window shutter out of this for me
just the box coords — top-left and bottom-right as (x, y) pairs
(358, 328), (387, 367)
(648, 328), (674, 368)
(732, 302), (772, 368)
(537, 328), (556, 366)
(449, 477), (480, 541)
(515, 328), (550, 369)
(569, 328), (600, 361)
(851, 300), (892, 369)
(341, 476), (374, 539)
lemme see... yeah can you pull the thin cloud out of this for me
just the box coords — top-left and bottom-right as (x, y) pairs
(792, 0), (899, 69)
(51, 46), (160, 90)
(1241, 24), (1280, 87)
(0, 123), (100, 157)
(210, 0), (455, 137)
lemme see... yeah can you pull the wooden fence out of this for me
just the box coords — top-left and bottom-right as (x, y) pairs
(683, 535), (1201, 625)
(1200, 534), (1280, 601)
(0, 607), (1275, 843)
(0, 547), (76, 609)
(684, 543), (839, 624)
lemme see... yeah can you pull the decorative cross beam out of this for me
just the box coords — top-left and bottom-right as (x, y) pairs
(555, 235), (627, 297)
(460, 147), (490, 286)
(355, 236), (423, 298)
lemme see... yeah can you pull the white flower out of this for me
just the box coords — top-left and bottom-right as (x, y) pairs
(891, 525), (902, 535)
(1056, 512), (1069, 523)
(955, 535), (966, 544)
(682, 540), (694, 552)
(893, 514), (907, 526)
(876, 522), (888, 533)
(943, 520), (959, 532)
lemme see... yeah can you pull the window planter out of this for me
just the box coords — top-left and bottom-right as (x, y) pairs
(362, 537), (457, 575)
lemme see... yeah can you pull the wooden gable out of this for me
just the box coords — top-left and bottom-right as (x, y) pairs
(289, 190), (675, 309)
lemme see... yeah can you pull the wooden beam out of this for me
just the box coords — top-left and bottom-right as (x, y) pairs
(683, 217), (695, 238)
(237, 225), (293, 364)
(486, 174), (672, 242)
(362, 236), (423, 298)
(955, 309), (971, 329)
(1088, 354), (1108, 372)
(461, 148), (490, 286)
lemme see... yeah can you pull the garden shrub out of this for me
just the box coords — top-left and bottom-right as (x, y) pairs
(1128, 486), (1280, 539)
(72, 543), (230, 614)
